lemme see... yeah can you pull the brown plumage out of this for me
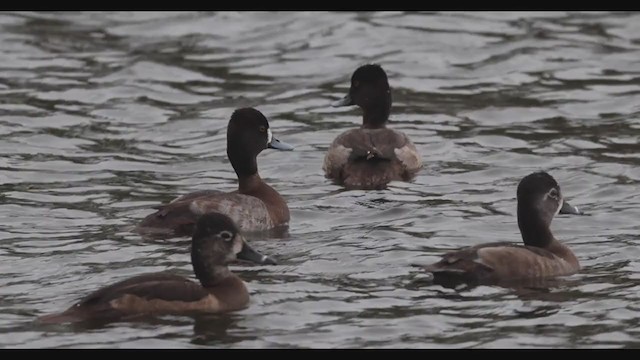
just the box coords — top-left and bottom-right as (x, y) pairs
(422, 171), (583, 287)
(38, 213), (276, 324)
(324, 64), (422, 190)
(136, 108), (293, 237)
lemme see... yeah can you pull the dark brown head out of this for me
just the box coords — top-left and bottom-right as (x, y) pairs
(226, 108), (293, 178)
(191, 212), (276, 286)
(332, 64), (392, 128)
(517, 171), (582, 247)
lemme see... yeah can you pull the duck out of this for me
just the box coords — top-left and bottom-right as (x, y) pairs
(420, 171), (584, 287)
(38, 212), (276, 324)
(137, 107), (294, 236)
(323, 64), (422, 190)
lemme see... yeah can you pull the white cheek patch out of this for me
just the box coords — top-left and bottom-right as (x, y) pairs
(232, 236), (243, 254)
(555, 198), (563, 215)
(537, 191), (562, 216)
(267, 128), (273, 145)
(545, 188), (559, 200)
(543, 189), (562, 215)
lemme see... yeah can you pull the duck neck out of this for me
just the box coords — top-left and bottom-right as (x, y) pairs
(361, 93), (391, 129)
(238, 173), (263, 194)
(517, 204), (554, 248)
(191, 245), (230, 288)
(228, 148), (258, 180)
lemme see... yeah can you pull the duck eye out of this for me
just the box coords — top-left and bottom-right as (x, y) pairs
(548, 188), (559, 200)
(218, 230), (233, 241)
(259, 126), (266, 133)
(353, 80), (359, 88)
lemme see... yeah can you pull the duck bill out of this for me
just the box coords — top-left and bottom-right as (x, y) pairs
(268, 137), (294, 151)
(237, 240), (277, 265)
(331, 93), (353, 107)
(267, 128), (294, 151)
(559, 200), (583, 215)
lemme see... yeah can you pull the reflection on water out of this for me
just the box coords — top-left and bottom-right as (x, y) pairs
(0, 11), (639, 348)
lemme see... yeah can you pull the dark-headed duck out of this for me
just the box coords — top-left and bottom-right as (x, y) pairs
(38, 213), (276, 324)
(324, 64), (422, 190)
(421, 171), (583, 287)
(137, 107), (294, 236)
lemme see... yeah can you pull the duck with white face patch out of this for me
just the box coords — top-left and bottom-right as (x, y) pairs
(267, 127), (293, 151)
(39, 213), (276, 325)
(419, 171), (585, 288)
(137, 107), (294, 237)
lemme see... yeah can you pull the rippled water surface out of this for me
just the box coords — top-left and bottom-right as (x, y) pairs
(1, 11), (640, 348)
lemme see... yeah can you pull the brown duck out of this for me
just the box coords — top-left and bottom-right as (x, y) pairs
(137, 107), (294, 237)
(421, 171), (583, 287)
(38, 213), (276, 324)
(324, 64), (422, 190)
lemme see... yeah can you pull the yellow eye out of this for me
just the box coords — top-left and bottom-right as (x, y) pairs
(259, 126), (266, 133)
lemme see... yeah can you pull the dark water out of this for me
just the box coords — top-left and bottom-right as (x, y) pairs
(1, 11), (639, 348)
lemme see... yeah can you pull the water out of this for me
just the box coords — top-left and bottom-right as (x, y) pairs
(1, 11), (639, 348)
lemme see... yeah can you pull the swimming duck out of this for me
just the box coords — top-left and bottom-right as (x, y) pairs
(38, 212), (276, 324)
(137, 107), (294, 236)
(324, 64), (422, 190)
(421, 171), (583, 287)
